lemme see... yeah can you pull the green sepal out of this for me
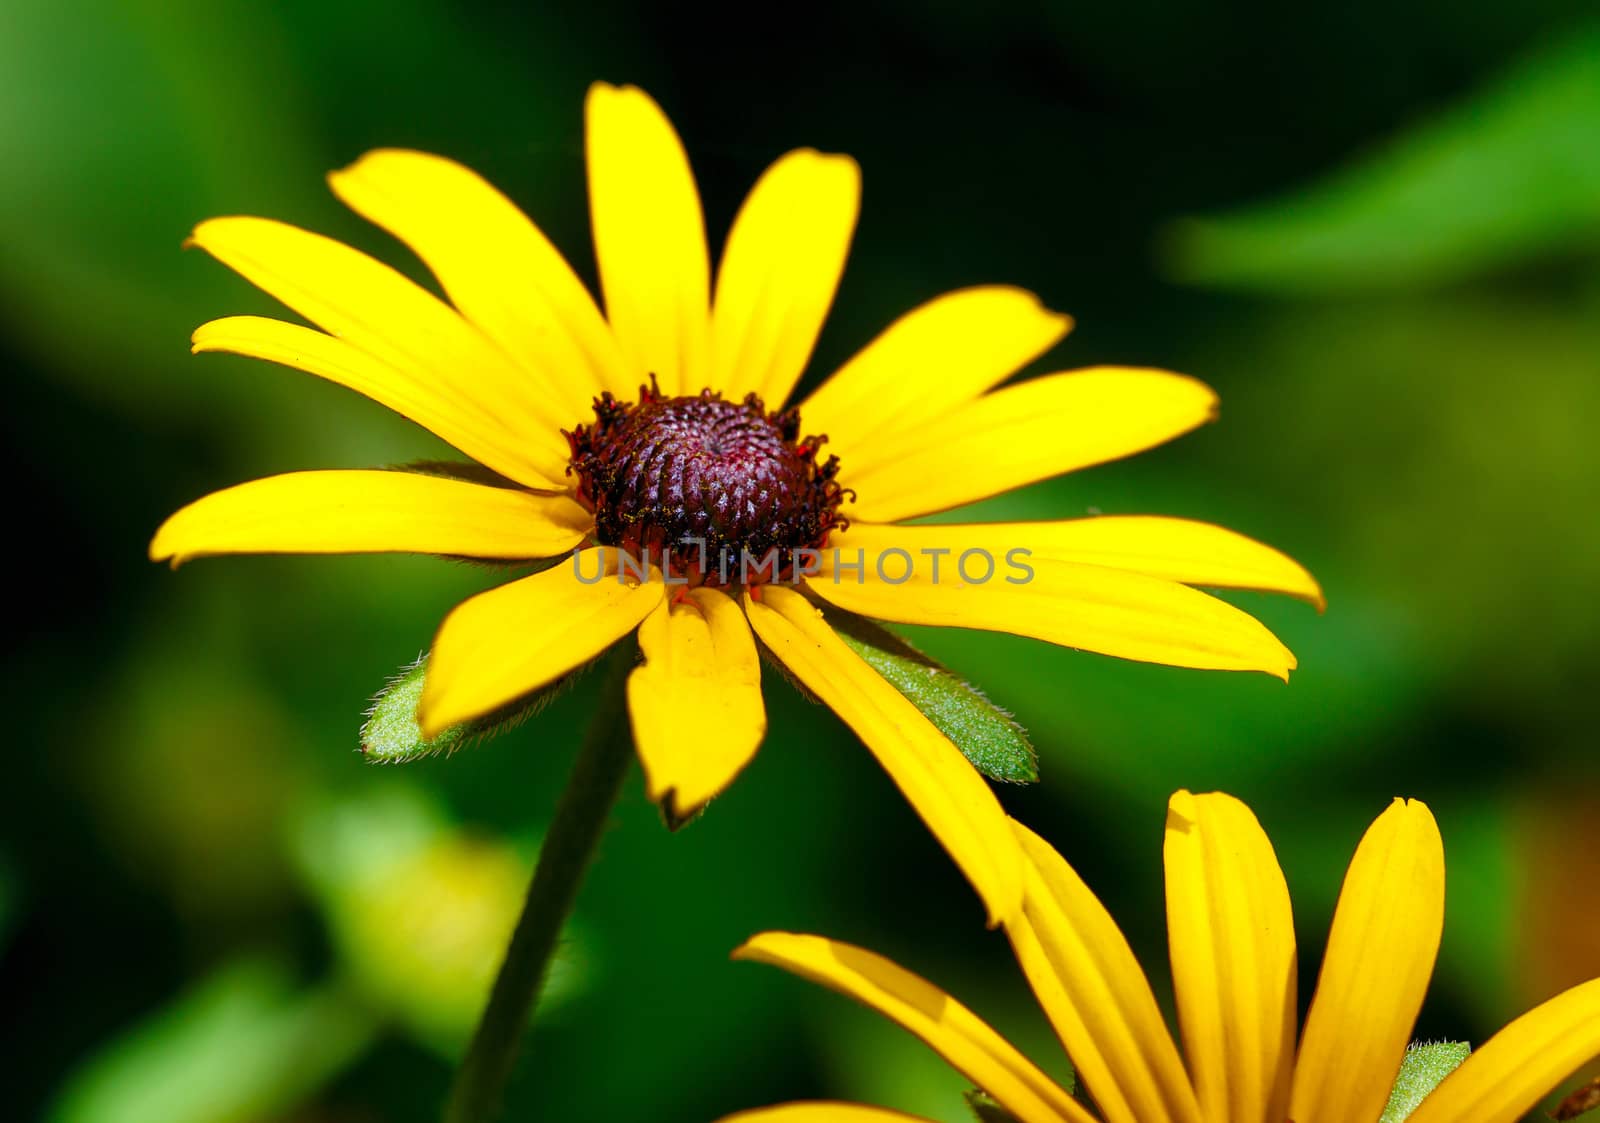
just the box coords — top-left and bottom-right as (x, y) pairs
(827, 608), (1038, 784)
(359, 652), (580, 763)
(964, 1090), (1022, 1123)
(1380, 1040), (1471, 1123)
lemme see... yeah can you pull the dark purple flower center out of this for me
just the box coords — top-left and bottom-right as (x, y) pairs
(565, 384), (850, 587)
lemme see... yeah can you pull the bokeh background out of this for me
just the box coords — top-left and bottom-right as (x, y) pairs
(6, 2), (1599, 1120)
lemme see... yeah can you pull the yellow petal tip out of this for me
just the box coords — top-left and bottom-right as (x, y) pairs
(327, 147), (406, 181)
(785, 146), (863, 177)
(730, 931), (791, 963)
(148, 515), (188, 567)
(186, 217), (223, 247)
(184, 216), (252, 258)
(983, 902), (1015, 931)
(1303, 569), (1329, 612)
(1164, 789), (1211, 831)
(656, 788), (709, 833)
(189, 319), (230, 352)
(586, 80), (640, 106)
(1262, 636), (1298, 681)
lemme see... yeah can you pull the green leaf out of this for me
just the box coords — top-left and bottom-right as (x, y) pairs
(828, 609), (1038, 783)
(360, 652), (579, 762)
(965, 1089), (1023, 1123)
(1380, 1040), (1471, 1123)
(47, 959), (374, 1123)
(288, 784), (585, 1056)
(1166, 26), (1600, 292)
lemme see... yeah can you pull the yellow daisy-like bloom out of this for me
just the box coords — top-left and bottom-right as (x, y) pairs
(721, 793), (1600, 1123)
(151, 84), (1320, 925)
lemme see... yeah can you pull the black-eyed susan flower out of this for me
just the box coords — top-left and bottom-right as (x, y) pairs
(720, 793), (1600, 1123)
(151, 83), (1320, 925)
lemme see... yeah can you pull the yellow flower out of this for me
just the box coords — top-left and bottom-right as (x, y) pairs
(721, 793), (1600, 1123)
(150, 84), (1319, 925)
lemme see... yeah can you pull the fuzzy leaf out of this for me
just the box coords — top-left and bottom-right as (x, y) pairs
(1380, 1041), (1471, 1123)
(359, 652), (578, 762)
(828, 610), (1038, 784)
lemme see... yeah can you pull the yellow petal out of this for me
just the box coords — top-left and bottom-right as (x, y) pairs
(1406, 977), (1600, 1123)
(419, 548), (664, 736)
(586, 83), (710, 396)
(841, 518), (1322, 609)
(812, 525), (1296, 679)
(328, 148), (633, 408)
(843, 367), (1218, 523)
(742, 586), (1022, 925)
(734, 932), (1090, 1123)
(710, 148), (860, 405)
(801, 287), (1071, 468)
(1006, 820), (1206, 1123)
(716, 1106), (941, 1123)
(628, 587), (766, 821)
(1289, 799), (1445, 1123)
(188, 215), (572, 481)
(192, 316), (564, 490)
(1163, 791), (1297, 1123)
(149, 470), (590, 566)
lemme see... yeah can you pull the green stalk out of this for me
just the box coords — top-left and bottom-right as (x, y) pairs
(443, 641), (635, 1123)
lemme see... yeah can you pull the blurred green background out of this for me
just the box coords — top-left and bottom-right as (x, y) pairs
(5, 1), (1599, 1119)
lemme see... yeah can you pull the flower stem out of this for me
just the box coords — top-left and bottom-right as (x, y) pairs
(443, 640), (635, 1123)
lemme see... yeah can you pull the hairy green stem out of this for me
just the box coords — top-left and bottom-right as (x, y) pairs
(443, 641), (635, 1123)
